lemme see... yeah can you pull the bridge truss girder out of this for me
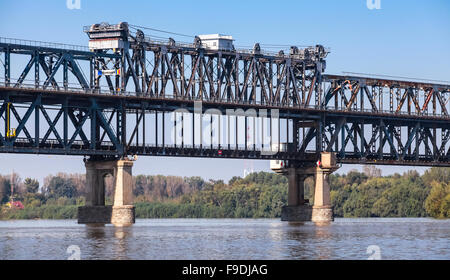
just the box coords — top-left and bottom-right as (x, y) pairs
(124, 43), (324, 107)
(1, 38), (326, 108)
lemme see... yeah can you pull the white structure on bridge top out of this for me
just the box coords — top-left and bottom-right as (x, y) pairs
(198, 34), (234, 51)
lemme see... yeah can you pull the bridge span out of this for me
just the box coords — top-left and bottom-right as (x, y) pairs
(0, 22), (449, 225)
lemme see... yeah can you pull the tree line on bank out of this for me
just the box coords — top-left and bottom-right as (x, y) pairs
(0, 166), (449, 220)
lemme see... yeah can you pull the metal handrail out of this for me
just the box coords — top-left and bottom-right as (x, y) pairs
(0, 37), (89, 52)
(140, 36), (323, 59)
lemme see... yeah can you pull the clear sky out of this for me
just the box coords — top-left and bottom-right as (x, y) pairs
(0, 0), (449, 184)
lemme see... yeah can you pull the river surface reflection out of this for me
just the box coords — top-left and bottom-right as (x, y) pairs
(0, 218), (448, 260)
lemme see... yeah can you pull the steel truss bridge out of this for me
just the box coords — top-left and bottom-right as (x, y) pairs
(0, 23), (449, 167)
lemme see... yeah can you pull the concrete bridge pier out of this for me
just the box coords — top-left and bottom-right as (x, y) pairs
(111, 160), (135, 227)
(78, 158), (135, 226)
(311, 164), (337, 223)
(278, 152), (339, 223)
(281, 168), (313, 221)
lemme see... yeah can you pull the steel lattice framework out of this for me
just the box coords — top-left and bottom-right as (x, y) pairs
(0, 23), (449, 167)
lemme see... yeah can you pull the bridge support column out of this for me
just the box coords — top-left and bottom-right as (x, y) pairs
(85, 161), (107, 207)
(277, 152), (339, 223)
(78, 160), (113, 225)
(311, 153), (339, 223)
(78, 159), (135, 226)
(111, 160), (135, 227)
(281, 168), (313, 222)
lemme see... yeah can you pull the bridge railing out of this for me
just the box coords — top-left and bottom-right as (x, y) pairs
(322, 106), (449, 118)
(13, 137), (286, 153)
(0, 78), (93, 94)
(139, 35), (321, 59)
(14, 137), (116, 149)
(0, 37), (89, 52)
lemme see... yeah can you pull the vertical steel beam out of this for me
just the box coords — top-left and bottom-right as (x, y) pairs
(63, 97), (68, 146)
(35, 97), (40, 147)
(5, 46), (10, 87)
(90, 101), (97, 150)
(34, 51), (40, 88)
(155, 111), (158, 147)
(162, 111), (165, 148)
(63, 57), (68, 91)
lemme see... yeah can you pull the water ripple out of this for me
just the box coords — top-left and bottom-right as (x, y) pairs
(0, 218), (448, 260)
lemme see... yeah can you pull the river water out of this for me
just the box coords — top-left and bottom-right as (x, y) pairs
(0, 218), (448, 260)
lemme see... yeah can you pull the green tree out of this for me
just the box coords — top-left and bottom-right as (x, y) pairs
(376, 177), (428, 217)
(422, 167), (450, 187)
(44, 177), (78, 199)
(0, 176), (11, 204)
(371, 196), (394, 217)
(342, 177), (391, 217)
(440, 194), (450, 218)
(24, 178), (39, 193)
(425, 181), (450, 218)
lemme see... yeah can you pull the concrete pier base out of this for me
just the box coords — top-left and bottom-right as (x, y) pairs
(281, 205), (313, 221)
(311, 206), (334, 222)
(78, 158), (135, 226)
(78, 206), (112, 224)
(111, 206), (135, 227)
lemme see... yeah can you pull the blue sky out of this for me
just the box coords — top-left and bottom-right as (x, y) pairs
(0, 0), (449, 183)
